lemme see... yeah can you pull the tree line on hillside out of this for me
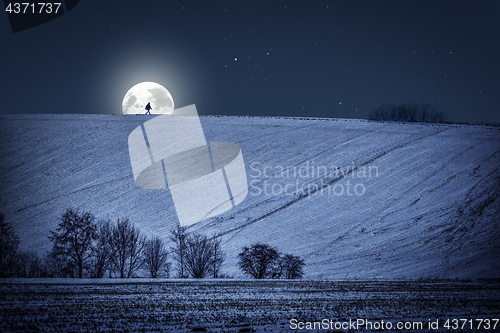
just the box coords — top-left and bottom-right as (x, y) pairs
(0, 209), (305, 279)
(369, 103), (446, 123)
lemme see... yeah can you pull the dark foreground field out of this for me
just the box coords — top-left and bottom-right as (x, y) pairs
(0, 279), (499, 333)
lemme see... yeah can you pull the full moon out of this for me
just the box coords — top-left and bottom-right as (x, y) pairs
(122, 82), (174, 115)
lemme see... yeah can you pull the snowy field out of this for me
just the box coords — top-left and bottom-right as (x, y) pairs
(0, 279), (498, 332)
(0, 114), (499, 332)
(0, 114), (498, 279)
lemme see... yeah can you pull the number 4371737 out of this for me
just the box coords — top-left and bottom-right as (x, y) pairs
(5, 2), (62, 14)
(443, 319), (498, 330)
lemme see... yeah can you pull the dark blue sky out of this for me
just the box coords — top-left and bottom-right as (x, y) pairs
(1, 0), (499, 123)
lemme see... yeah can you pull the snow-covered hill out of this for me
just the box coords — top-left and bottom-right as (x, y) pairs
(0, 114), (498, 279)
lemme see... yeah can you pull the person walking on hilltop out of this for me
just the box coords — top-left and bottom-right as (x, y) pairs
(145, 102), (152, 115)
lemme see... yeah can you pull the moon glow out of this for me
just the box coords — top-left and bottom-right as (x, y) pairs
(122, 82), (174, 115)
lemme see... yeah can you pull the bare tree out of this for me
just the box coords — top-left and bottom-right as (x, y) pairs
(48, 208), (97, 278)
(144, 237), (169, 278)
(109, 218), (128, 278)
(0, 213), (20, 277)
(211, 235), (225, 278)
(109, 218), (145, 278)
(170, 225), (188, 278)
(128, 226), (145, 278)
(237, 243), (280, 279)
(89, 220), (113, 278)
(17, 250), (47, 278)
(184, 234), (215, 278)
(280, 254), (305, 279)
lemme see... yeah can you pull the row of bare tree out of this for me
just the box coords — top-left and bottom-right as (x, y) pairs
(47, 209), (170, 278)
(369, 103), (446, 123)
(1, 210), (305, 279)
(0, 209), (225, 279)
(47, 208), (230, 279)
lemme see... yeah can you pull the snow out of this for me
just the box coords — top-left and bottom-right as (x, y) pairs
(0, 279), (498, 332)
(0, 114), (498, 279)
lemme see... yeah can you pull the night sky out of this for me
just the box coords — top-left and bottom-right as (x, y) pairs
(1, 1), (499, 124)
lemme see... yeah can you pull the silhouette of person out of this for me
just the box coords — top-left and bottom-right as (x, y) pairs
(145, 102), (152, 115)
